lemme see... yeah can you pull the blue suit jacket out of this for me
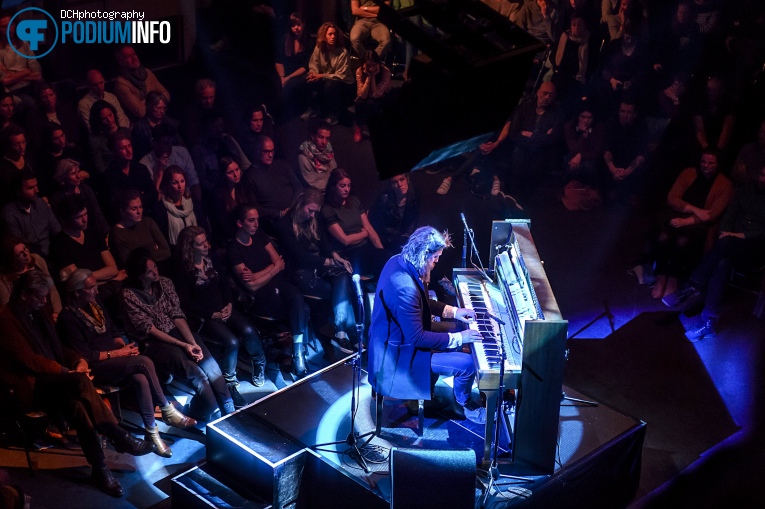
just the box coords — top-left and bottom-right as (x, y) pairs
(368, 255), (450, 400)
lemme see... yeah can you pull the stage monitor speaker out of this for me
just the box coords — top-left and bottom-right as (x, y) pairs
(389, 448), (476, 509)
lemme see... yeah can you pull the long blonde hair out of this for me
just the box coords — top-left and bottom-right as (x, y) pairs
(291, 189), (323, 242)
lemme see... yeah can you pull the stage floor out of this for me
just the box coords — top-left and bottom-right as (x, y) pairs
(207, 358), (645, 508)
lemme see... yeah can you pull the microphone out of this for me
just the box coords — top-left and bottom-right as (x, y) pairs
(351, 274), (364, 301)
(460, 212), (469, 230)
(460, 212), (468, 269)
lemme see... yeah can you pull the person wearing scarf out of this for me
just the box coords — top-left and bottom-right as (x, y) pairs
(297, 121), (337, 192)
(553, 13), (591, 97)
(154, 166), (199, 246)
(113, 45), (171, 121)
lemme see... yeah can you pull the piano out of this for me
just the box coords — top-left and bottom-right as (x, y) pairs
(454, 220), (567, 473)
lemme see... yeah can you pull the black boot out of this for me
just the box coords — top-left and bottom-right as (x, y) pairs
(292, 344), (308, 378)
(109, 427), (155, 456)
(228, 383), (247, 409)
(91, 466), (123, 497)
(251, 358), (266, 387)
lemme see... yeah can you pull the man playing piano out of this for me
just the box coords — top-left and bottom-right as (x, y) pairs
(368, 226), (486, 423)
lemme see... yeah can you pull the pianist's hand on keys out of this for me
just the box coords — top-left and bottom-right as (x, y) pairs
(459, 328), (483, 344)
(455, 308), (477, 323)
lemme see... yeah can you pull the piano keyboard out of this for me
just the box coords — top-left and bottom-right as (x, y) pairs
(458, 279), (522, 388)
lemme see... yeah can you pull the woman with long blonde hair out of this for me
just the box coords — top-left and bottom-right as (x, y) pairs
(274, 190), (358, 353)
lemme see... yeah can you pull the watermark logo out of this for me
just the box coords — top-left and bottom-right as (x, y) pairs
(8, 7), (58, 59)
(7, 7), (170, 59)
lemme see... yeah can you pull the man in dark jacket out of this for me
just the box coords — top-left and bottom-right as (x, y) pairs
(368, 227), (485, 422)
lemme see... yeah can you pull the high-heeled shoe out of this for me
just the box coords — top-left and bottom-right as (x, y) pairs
(161, 403), (197, 428)
(145, 426), (172, 458)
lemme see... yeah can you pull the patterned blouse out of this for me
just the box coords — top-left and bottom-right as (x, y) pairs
(121, 276), (186, 338)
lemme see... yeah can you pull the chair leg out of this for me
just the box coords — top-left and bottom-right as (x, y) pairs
(15, 419), (34, 474)
(417, 399), (424, 437)
(375, 393), (384, 435)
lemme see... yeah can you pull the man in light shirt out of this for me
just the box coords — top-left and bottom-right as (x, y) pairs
(78, 69), (131, 132)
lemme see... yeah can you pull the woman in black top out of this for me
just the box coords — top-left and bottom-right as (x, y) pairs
(275, 13), (312, 118)
(174, 226), (266, 391)
(57, 268), (196, 458)
(275, 190), (357, 352)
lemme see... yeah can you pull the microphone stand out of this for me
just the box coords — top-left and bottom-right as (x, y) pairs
(480, 312), (531, 507)
(462, 224), (467, 269)
(461, 213), (490, 281)
(310, 281), (382, 473)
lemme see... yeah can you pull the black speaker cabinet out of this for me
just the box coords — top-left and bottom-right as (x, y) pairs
(389, 448), (476, 509)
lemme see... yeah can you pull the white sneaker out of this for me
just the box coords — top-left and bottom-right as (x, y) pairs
(437, 177), (452, 195)
(299, 108), (314, 121)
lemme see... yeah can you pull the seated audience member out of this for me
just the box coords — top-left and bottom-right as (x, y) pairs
(644, 149), (733, 299)
(139, 123), (200, 201)
(103, 131), (158, 212)
(57, 269), (196, 458)
(112, 45), (171, 122)
(0, 236), (61, 314)
(367, 227), (486, 424)
(350, 0), (392, 58)
(28, 82), (80, 149)
(306, 22), (355, 126)
(181, 79), (222, 148)
(552, 13), (589, 98)
(227, 205), (311, 377)
(692, 76), (735, 159)
(353, 50), (392, 143)
(0, 12), (44, 108)
(652, 73), (688, 121)
(602, 99), (649, 203)
(211, 156), (255, 244)
(36, 123), (88, 197)
(598, 23), (649, 111)
(174, 226), (267, 393)
(732, 120), (765, 184)
(132, 91), (181, 160)
(87, 100), (128, 175)
(237, 104), (275, 164)
(121, 248), (235, 420)
(370, 173), (420, 251)
(505, 81), (563, 203)
(243, 136), (302, 228)
(297, 121), (337, 191)
(321, 168), (388, 276)
(109, 190), (171, 269)
(49, 195), (122, 285)
(651, 2), (700, 78)
(0, 271), (155, 496)
(0, 124), (34, 205)
(0, 90), (17, 130)
(191, 108), (250, 197)
(274, 190), (358, 352)
(663, 165), (765, 341)
(601, 0), (639, 41)
(515, 0), (558, 46)
(154, 166), (200, 247)
(276, 13), (312, 117)
(562, 105), (605, 187)
(49, 158), (109, 240)
(78, 69), (131, 132)
(1, 170), (60, 258)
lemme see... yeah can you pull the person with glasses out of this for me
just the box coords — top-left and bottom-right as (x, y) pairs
(243, 135), (302, 234)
